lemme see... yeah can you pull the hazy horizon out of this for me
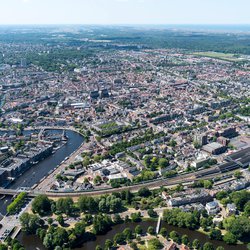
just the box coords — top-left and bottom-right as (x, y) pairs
(0, 0), (250, 25)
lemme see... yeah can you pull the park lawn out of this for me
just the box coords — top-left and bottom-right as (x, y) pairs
(193, 51), (244, 62)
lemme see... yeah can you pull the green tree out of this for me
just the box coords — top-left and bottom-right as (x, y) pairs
(164, 170), (177, 178)
(203, 242), (215, 250)
(74, 221), (85, 236)
(56, 215), (64, 226)
(247, 243), (250, 250)
(159, 158), (169, 168)
(94, 175), (102, 184)
(130, 212), (141, 222)
(93, 154), (102, 162)
(220, 198), (230, 207)
(234, 170), (242, 179)
(78, 196), (97, 213)
(113, 214), (123, 224)
(147, 208), (157, 218)
(147, 226), (155, 235)
(95, 245), (103, 250)
(223, 232), (237, 244)
(99, 198), (109, 213)
(138, 187), (151, 197)
(124, 215), (130, 223)
(52, 227), (68, 247)
(216, 191), (228, 200)
(135, 225), (143, 235)
(36, 228), (46, 240)
(130, 242), (138, 250)
(204, 180), (213, 189)
(7, 192), (27, 215)
(244, 201), (250, 216)
(201, 217), (212, 231)
(176, 184), (184, 192)
(230, 190), (250, 211)
(159, 227), (167, 237)
(0, 244), (8, 250)
(82, 156), (90, 167)
(56, 197), (74, 215)
(104, 239), (113, 250)
(47, 218), (53, 225)
(43, 232), (54, 248)
(68, 233), (77, 246)
(113, 233), (125, 245)
(93, 214), (113, 235)
(192, 239), (200, 249)
(148, 238), (163, 250)
(144, 155), (151, 167)
(163, 208), (200, 230)
(125, 190), (133, 204)
(169, 231), (180, 243)
(109, 197), (122, 212)
(223, 216), (250, 239)
(181, 234), (189, 245)
(19, 213), (42, 234)
(12, 242), (23, 250)
(209, 229), (222, 240)
(84, 214), (93, 225)
(123, 228), (133, 241)
(216, 247), (225, 250)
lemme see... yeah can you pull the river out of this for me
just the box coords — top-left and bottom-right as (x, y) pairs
(17, 221), (247, 250)
(0, 129), (84, 215)
(0, 195), (12, 218)
(1, 129), (248, 249)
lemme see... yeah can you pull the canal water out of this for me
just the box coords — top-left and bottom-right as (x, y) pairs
(17, 221), (247, 250)
(1, 130), (248, 249)
(8, 130), (84, 189)
(0, 195), (12, 218)
(0, 130), (84, 214)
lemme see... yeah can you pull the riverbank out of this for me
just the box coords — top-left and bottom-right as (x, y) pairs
(8, 130), (84, 190)
(0, 129), (84, 215)
(17, 220), (247, 250)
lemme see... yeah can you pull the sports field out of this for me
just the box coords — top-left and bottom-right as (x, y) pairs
(194, 51), (244, 62)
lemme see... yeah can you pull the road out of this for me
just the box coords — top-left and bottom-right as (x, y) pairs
(0, 199), (32, 242)
(35, 134), (97, 192)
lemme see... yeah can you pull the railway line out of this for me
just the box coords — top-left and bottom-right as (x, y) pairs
(0, 164), (238, 198)
(41, 166), (234, 197)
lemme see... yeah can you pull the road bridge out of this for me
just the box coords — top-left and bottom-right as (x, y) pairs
(0, 188), (36, 197)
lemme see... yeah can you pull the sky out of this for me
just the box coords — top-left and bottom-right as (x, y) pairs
(0, 0), (250, 25)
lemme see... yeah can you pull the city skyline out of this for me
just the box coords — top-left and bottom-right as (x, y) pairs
(0, 0), (250, 25)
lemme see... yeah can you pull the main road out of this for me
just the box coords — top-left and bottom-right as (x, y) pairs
(34, 132), (102, 192)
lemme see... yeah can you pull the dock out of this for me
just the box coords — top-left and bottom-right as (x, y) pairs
(11, 226), (22, 239)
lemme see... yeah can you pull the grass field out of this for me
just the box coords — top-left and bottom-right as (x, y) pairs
(193, 51), (244, 62)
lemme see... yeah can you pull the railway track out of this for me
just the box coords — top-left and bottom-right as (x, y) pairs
(0, 165), (236, 198)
